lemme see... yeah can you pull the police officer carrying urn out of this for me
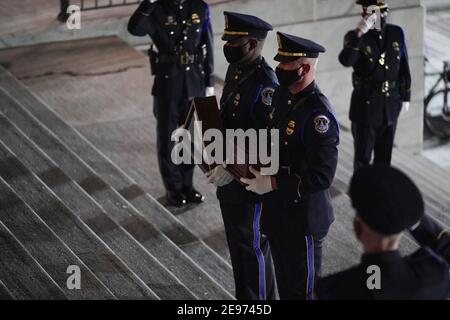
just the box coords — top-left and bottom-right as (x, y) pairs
(128, 0), (215, 206)
(339, 0), (411, 171)
(317, 165), (450, 299)
(241, 32), (339, 300)
(206, 12), (278, 300)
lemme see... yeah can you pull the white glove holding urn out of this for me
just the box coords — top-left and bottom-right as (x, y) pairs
(240, 167), (273, 195)
(205, 86), (215, 97)
(357, 13), (377, 35)
(206, 165), (233, 187)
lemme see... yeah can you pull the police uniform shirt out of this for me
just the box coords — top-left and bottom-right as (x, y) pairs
(128, 0), (214, 99)
(265, 81), (339, 235)
(217, 57), (278, 204)
(220, 56), (278, 131)
(339, 24), (411, 126)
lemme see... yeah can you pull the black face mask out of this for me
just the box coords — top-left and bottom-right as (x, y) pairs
(276, 65), (303, 87)
(223, 42), (250, 64)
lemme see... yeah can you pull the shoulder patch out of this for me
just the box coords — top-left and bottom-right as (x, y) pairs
(261, 87), (275, 106)
(313, 115), (330, 134)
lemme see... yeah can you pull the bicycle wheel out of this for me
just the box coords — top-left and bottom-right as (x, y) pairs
(424, 89), (450, 139)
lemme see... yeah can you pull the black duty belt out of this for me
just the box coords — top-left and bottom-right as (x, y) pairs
(353, 78), (397, 94)
(158, 52), (203, 65)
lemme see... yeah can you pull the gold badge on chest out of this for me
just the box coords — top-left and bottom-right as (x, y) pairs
(192, 13), (201, 24)
(286, 120), (296, 135)
(234, 93), (241, 106)
(365, 46), (372, 55)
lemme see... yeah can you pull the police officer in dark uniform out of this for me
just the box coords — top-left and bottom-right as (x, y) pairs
(241, 32), (339, 300)
(339, 0), (411, 171)
(317, 165), (450, 300)
(206, 12), (278, 300)
(128, 0), (214, 206)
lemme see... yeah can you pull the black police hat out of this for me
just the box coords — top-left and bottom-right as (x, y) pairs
(356, 0), (389, 12)
(274, 32), (326, 63)
(349, 165), (424, 236)
(222, 11), (273, 41)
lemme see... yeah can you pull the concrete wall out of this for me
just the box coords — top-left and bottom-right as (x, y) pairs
(0, 0), (426, 151)
(210, 0), (425, 152)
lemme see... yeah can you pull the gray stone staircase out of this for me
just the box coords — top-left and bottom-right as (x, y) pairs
(0, 66), (234, 300)
(0, 60), (449, 299)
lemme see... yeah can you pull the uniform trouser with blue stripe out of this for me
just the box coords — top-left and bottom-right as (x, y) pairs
(267, 231), (325, 300)
(219, 201), (275, 300)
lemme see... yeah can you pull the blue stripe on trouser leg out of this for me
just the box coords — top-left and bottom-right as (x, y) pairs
(253, 202), (266, 300)
(305, 235), (315, 300)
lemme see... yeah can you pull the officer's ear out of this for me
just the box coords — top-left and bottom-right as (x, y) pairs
(299, 64), (310, 77)
(248, 39), (258, 50)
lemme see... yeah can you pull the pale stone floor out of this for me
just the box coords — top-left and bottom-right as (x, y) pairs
(422, 7), (450, 171)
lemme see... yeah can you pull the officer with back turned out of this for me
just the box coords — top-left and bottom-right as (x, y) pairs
(206, 11), (278, 300)
(339, 0), (411, 171)
(128, 0), (215, 206)
(317, 165), (450, 300)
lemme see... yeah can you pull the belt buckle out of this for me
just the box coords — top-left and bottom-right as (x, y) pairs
(381, 81), (389, 93)
(180, 53), (189, 65)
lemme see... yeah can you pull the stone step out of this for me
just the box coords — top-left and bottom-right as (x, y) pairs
(0, 114), (196, 300)
(0, 280), (14, 300)
(0, 171), (115, 300)
(392, 150), (450, 202)
(0, 143), (157, 300)
(0, 84), (233, 299)
(0, 218), (67, 300)
(0, 66), (235, 296)
(408, 153), (450, 187)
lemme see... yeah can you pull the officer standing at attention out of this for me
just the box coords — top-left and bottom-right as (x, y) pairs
(128, 0), (215, 207)
(241, 32), (340, 300)
(206, 12), (278, 300)
(317, 165), (450, 299)
(339, 0), (411, 171)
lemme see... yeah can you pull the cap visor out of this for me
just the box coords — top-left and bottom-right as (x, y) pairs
(274, 54), (299, 63)
(222, 34), (246, 41)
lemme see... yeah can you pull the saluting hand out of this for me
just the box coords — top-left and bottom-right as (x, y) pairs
(240, 167), (274, 195)
(356, 13), (377, 36)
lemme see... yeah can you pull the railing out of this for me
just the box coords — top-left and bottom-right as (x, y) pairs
(58, 0), (144, 22)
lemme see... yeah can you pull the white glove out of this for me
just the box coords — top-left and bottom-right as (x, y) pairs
(240, 167), (273, 195)
(205, 86), (215, 97)
(402, 102), (410, 113)
(206, 165), (233, 187)
(356, 13), (377, 35)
